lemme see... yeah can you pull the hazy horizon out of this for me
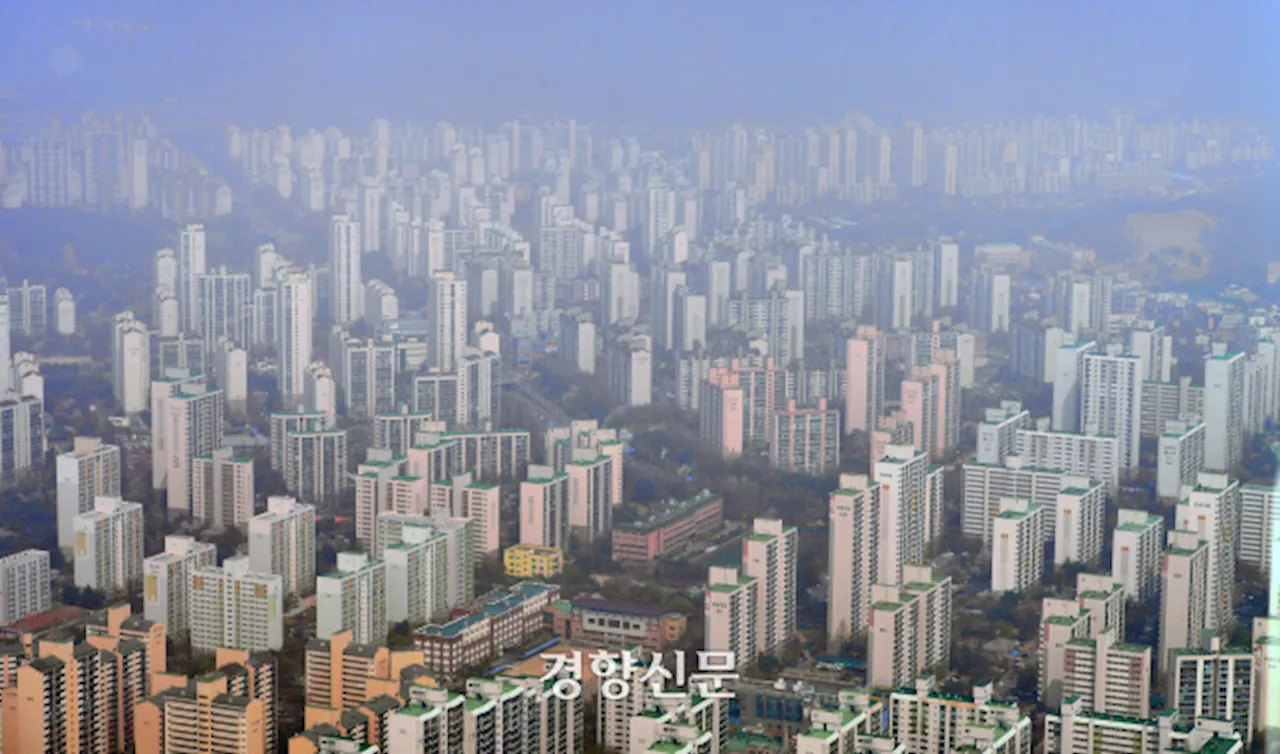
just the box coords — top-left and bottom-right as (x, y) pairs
(2, 0), (1279, 131)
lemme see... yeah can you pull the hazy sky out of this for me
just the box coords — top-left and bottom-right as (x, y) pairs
(2, 1), (1277, 129)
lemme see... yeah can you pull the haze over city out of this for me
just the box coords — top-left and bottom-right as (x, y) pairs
(0, 3), (1278, 754)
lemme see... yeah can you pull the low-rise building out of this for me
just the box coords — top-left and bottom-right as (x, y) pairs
(545, 599), (686, 650)
(503, 543), (564, 578)
(612, 490), (724, 561)
(412, 582), (559, 677)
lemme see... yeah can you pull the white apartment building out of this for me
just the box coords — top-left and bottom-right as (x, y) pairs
(1045, 697), (1244, 754)
(1240, 483), (1280, 579)
(1016, 424), (1120, 496)
(385, 525), (449, 624)
(888, 677), (1031, 754)
(73, 496), (143, 593)
(426, 271), (467, 372)
(248, 495), (317, 598)
(519, 465), (572, 552)
(962, 457), (1082, 545)
(975, 401), (1032, 464)
(189, 555), (284, 652)
(1055, 480), (1106, 566)
(0, 549), (51, 624)
(317, 551), (387, 646)
(608, 330), (653, 407)
(1052, 339), (1098, 432)
(704, 565), (758, 670)
(1061, 629), (1152, 718)
(875, 445), (938, 588)
(151, 376), (224, 516)
(1176, 471), (1241, 633)
(867, 565), (953, 690)
(991, 499), (1046, 594)
(275, 271), (314, 400)
(1203, 347), (1245, 473)
(55, 436), (121, 551)
(743, 517), (799, 657)
(142, 534), (216, 638)
(375, 512), (473, 612)
(112, 313), (150, 413)
(1160, 530), (1210, 668)
(827, 475), (881, 649)
(191, 447), (254, 529)
(329, 214), (363, 324)
(1112, 509), (1165, 603)
(1158, 418), (1207, 500)
(1080, 347), (1143, 475)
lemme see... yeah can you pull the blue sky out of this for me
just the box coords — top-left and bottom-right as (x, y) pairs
(1, 0), (1277, 129)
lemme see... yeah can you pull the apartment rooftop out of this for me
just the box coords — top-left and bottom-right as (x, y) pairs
(615, 490), (721, 534)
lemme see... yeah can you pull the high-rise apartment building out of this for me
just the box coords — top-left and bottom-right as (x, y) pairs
(276, 270), (314, 401)
(1160, 530), (1210, 667)
(704, 565), (759, 670)
(427, 271), (467, 372)
(1158, 418), (1207, 500)
(329, 214), (363, 324)
(0, 391), (44, 487)
(1169, 637), (1256, 744)
(1017, 423), (1121, 496)
(317, 551), (388, 646)
(152, 376), (225, 515)
(385, 524), (449, 624)
(190, 555), (284, 652)
(112, 310), (151, 412)
(874, 445), (941, 587)
(769, 397), (841, 474)
(867, 565), (953, 689)
(520, 464), (572, 552)
(976, 401), (1033, 464)
(826, 475), (881, 650)
(4, 279), (47, 336)
(73, 496), (144, 593)
(1081, 347), (1143, 474)
(1060, 629), (1152, 718)
(1175, 471), (1241, 634)
(269, 407), (329, 470)
(1203, 347), (1245, 472)
(134, 670), (270, 754)
(1130, 325), (1173, 383)
(54, 436), (121, 551)
(216, 337), (249, 413)
(743, 518), (798, 657)
(565, 444), (618, 542)
(608, 330), (653, 407)
(0, 549), (51, 624)
(1052, 339), (1099, 433)
(1240, 483), (1280, 578)
(191, 446), (254, 529)
(991, 499), (1046, 593)
(285, 427), (349, 503)
(901, 353), (961, 461)
(248, 495), (318, 598)
(336, 334), (398, 419)
(1112, 509), (1165, 603)
(1054, 480), (1107, 566)
(142, 534), (216, 639)
(177, 223), (207, 332)
(844, 326), (885, 434)
(354, 452), (424, 552)
(197, 266), (252, 347)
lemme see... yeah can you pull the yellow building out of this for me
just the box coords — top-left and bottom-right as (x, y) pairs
(504, 544), (564, 578)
